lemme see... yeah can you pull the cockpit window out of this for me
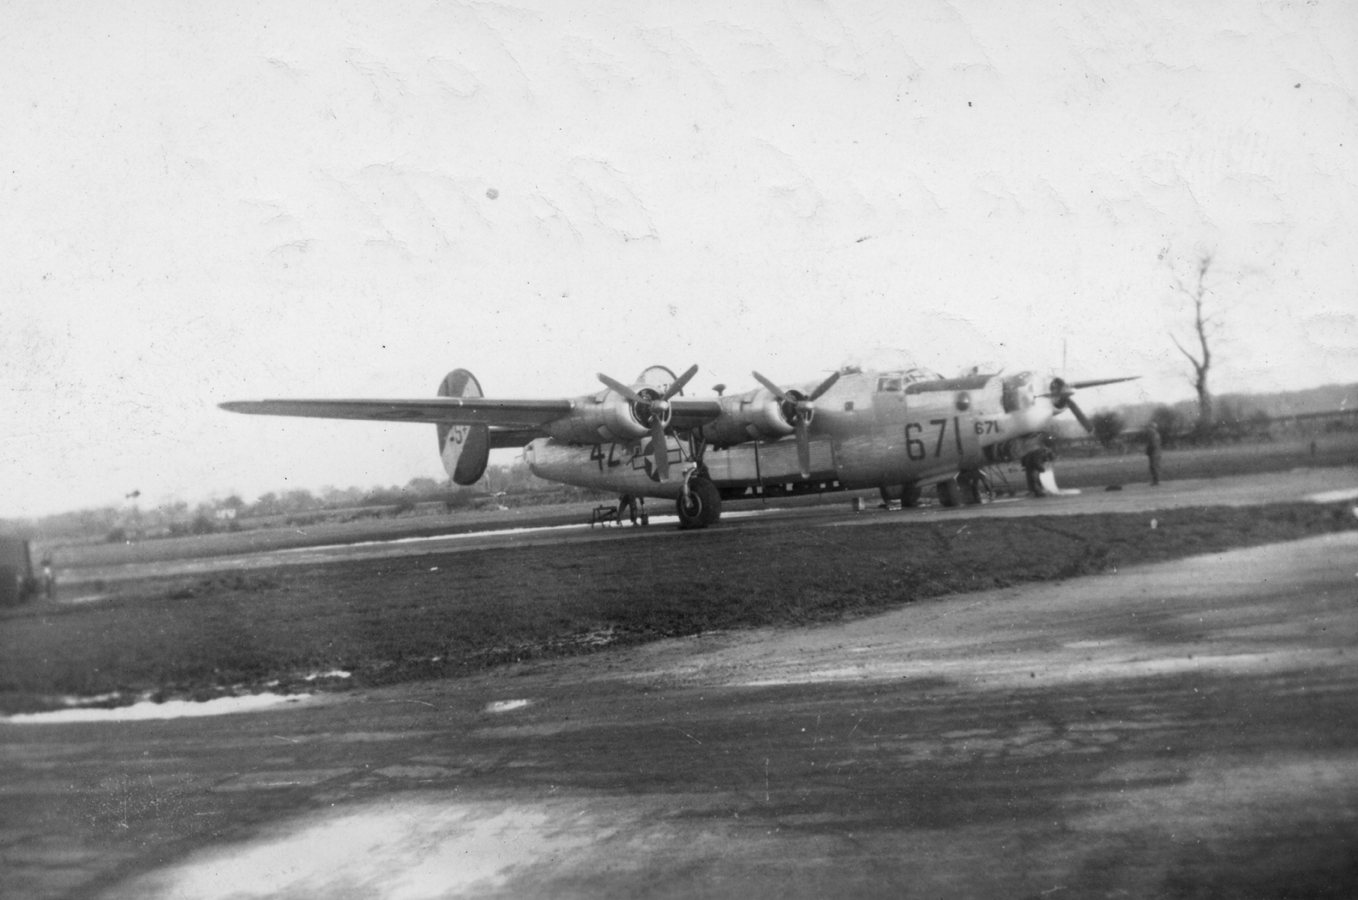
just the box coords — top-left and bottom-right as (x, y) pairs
(876, 376), (903, 392)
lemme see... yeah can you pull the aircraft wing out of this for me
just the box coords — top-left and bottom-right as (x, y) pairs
(484, 427), (552, 449)
(220, 395), (725, 446)
(218, 397), (574, 428)
(668, 398), (724, 431)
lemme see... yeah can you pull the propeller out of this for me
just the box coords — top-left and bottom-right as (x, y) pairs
(751, 370), (842, 478)
(596, 364), (699, 482)
(1045, 376), (1139, 433)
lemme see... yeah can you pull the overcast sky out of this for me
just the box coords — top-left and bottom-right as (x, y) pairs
(3, 1), (1355, 518)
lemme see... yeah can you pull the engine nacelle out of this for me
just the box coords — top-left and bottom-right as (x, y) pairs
(540, 366), (691, 445)
(703, 389), (795, 447)
(999, 371), (1055, 435)
(542, 392), (652, 444)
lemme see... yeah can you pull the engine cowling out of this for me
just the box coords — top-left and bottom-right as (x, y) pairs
(539, 364), (699, 453)
(1000, 371), (1055, 435)
(541, 391), (654, 444)
(703, 388), (795, 447)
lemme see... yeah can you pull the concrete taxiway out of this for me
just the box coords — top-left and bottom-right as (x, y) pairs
(60, 466), (1358, 587)
(4, 480), (1358, 897)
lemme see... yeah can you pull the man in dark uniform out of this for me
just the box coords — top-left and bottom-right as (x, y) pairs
(1146, 422), (1163, 485)
(1021, 445), (1054, 497)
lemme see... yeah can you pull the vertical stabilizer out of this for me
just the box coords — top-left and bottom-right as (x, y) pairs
(436, 369), (490, 485)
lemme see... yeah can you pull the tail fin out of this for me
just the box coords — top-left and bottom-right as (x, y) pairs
(436, 369), (490, 485)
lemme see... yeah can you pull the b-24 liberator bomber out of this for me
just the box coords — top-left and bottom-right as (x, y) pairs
(221, 362), (1134, 528)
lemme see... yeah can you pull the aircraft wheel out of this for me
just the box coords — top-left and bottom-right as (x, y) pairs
(677, 478), (721, 529)
(936, 478), (961, 508)
(959, 469), (990, 505)
(879, 483), (921, 508)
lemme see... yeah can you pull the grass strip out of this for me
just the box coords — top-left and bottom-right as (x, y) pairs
(2, 502), (1354, 712)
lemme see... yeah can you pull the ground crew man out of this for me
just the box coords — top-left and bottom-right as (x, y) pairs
(1021, 445), (1053, 497)
(1146, 422), (1163, 485)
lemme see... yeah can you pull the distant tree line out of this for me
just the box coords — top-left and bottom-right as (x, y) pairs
(11, 384), (1354, 545)
(1085, 400), (1298, 451)
(11, 460), (597, 545)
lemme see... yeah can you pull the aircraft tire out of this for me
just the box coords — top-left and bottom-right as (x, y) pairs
(959, 469), (990, 505)
(676, 478), (721, 529)
(936, 477), (961, 508)
(878, 483), (921, 508)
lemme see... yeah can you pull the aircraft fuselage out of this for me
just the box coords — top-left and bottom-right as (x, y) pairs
(526, 369), (1055, 499)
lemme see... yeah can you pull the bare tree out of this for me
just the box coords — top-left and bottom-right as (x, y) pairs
(1170, 253), (1216, 433)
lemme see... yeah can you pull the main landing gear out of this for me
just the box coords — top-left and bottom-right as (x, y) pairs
(676, 475), (721, 529)
(939, 470), (994, 507)
(879, 482), (922, 509)
(674, 431), (721, 529)
(957, 468), (994, 505)
(936, 477), (962, 508)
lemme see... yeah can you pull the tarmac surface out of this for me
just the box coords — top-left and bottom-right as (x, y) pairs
(58, 466), (1358, 586)
(5, 468), (1358, 898)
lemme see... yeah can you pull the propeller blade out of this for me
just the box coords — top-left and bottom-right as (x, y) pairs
(662, 364), (700, 401)
(807, 371), (841, 402)
(751, 371), (790, 401)
(597, 373), (644, 403)
(1066, 398), (1093, 433)
(1043, 375), (1140, 397)
(651, 419), (670, 481)
(1068, 376), (1140, 390)
(794, 417), (812, 478)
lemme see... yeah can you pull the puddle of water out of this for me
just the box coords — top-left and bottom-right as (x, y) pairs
(288, 524), (596, 553)
(741, 649), (1338, 689)
(1307, 488), (1358, 504)
(304, 670), (351, 681)
(214, 768), (355, 792)
(57, 593), (111, 604)
(485, 699), (533, 713)
(277, 506), (791, 555)
(126, 800), (598, 900)
(59, 692), (123, 707)
(3, 693), (310, 724)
